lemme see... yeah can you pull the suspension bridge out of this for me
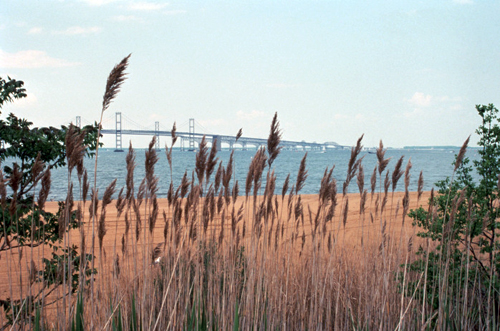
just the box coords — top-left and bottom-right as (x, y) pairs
(76, 112), (348, 152)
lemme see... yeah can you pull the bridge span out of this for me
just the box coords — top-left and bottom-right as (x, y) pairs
(82, 113), (348, 152)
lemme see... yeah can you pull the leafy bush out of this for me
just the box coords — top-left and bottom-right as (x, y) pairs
(0, 76), (99, 327)
(409, 104), (500, 329)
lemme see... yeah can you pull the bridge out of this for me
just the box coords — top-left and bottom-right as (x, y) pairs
(76, 113), (348, 152)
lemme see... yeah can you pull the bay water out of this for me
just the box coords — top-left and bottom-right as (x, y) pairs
(39, 147), (479, 201)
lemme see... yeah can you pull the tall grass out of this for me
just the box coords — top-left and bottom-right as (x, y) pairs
(1, 57), (496, 330)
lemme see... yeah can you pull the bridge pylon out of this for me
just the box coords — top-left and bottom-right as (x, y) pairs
(155, 121), (160, 149)
(189, 118), (195, 151)
(115, 112), (123, 152)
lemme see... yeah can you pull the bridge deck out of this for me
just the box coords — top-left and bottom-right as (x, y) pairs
(100, 129), (348, 150)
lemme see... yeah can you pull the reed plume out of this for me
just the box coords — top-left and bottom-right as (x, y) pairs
(65, 124), (86, 174)
(454, 135), (470, 172)
(37, 169), (51, 210)
(236, 128), (243, 141)
(223, 151), (234, 189)
(171, 122), (178, 146)
(344, 135), (364, 195)
(206, 139), (219, 184)
(370, 166), (377, 199)
(357, 164), (364, 194)
(282, 174), (290, 201)
(31, 153), (44, 185)
(145, 136), (159, 195)
(98, 179), (117, 251)
(376, 140), (391, 175)
(267, 112), (282, 167)
(126, 142), (136, 202)
(417, 171), (424, 202)
(9, 164), (22, 216)
(402, 159), (412, 224)
(295, 153), (308, 195)
(214, 162), (223, 193)
(391, 156), (404, 192)
(102, 54), (131, 112)
(251, 148), (267, 198)
(196, 136), (208, 186)
(82, 169), (89, 204)
(116, 187), (125, 218)
(343, 197), (349, 228)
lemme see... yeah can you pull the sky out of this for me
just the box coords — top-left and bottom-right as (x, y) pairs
(1, 0), (499, 148)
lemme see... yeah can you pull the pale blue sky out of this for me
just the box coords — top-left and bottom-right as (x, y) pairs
(1, 0), (499, 148)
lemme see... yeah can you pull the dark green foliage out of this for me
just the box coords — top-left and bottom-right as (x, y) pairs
(130, 293), (139, 331)
(0, 77), (99, 328)
(0, 113), (99, 199)
(233, 300), (239, 331)
(407, 104), (500, 328)
(0, 76), (26, 108)
(72, 291), (84, 331)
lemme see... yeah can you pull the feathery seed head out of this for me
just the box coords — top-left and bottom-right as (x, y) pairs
(454, 135), (470, 172)
(267, 112), (283, 167)
(102, 54), (130, 112)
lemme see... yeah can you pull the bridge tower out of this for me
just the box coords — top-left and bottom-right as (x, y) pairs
(212, 135), (221, 152)
(155, 121), (160, 149)
(189, 118), (195, 151)
(115, 112), (123, 152)
(76, 116), (81, 129)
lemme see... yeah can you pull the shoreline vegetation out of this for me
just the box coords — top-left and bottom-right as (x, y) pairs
(1, 178), (432, 330)
(1, 56), (498, 330)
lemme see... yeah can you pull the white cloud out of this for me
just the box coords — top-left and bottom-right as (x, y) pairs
(52, 26), (101, 35)
(28, 27), (43, 34)
(0, 50), (81, 68)
(407, 92), (463, 110)
(236, 110), (266, 121)
(128, 2), (168, 11)
(408, 92), (432, 107)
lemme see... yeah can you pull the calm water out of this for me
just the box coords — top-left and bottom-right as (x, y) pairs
(36, 147), (479, 201)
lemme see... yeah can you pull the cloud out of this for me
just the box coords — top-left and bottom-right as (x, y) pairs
(406, 92), (463, 110)
(0, 50), (81, 68)
(128, 2), (168, 11)
(408, 92), (432, 107)
(52, 26), (101, 35)
(28, 27), (43, 34)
